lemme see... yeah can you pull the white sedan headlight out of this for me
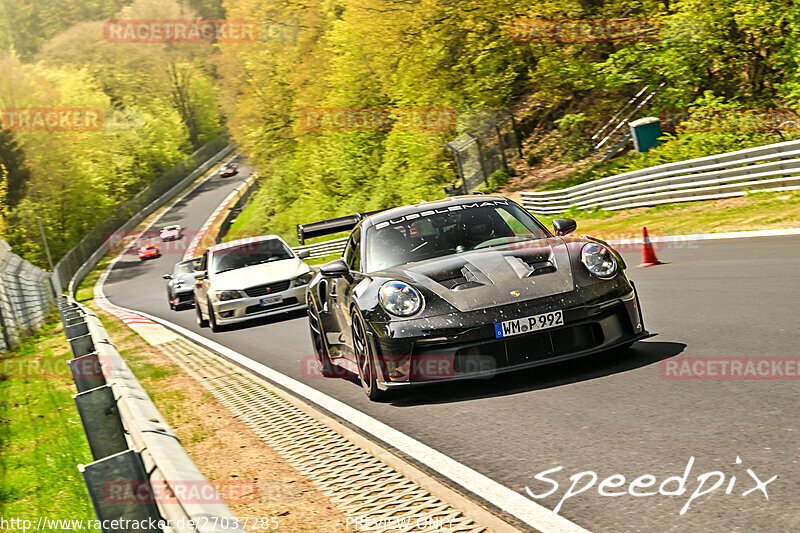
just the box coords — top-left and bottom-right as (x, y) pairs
(580, 243), (618, 279)
(214, 290), (244, 301)
(294, 272), (313, 286)
(378, 281), (422, 317)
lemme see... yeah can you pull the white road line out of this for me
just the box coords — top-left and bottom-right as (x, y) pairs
(605, 227), (800, 245)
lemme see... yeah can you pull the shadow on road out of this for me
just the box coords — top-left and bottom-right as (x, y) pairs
(383, 340), (686, 406)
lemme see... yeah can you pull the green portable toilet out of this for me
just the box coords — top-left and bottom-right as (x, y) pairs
(629, 117), (663, 153)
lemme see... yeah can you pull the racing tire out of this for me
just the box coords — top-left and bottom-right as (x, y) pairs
(196, 300), (209, 328)
(208, 299), (224, 333)
(307, 296), (336, 378)
(351, 309), (389, 402)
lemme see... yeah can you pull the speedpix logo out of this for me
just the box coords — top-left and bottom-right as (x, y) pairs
(373, 199), (510, 230)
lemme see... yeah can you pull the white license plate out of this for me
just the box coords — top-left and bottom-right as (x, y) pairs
(260, 295), (282, 307)
(495, 310), (564, 338)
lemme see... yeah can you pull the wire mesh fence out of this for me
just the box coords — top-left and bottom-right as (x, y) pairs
(445, 109), (522, 194)
(52, 135), (233, 293)
(0, 239), (54, 352)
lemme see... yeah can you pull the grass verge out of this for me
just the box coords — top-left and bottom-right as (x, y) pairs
(0, 316), (94, 520)
(534, 190), (800, 239)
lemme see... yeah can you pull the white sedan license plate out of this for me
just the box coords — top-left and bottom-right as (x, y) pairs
(495, 310), (564, 338)
(260, 295), (282, 307)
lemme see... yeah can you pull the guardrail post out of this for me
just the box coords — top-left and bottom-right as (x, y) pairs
(70, 354), (106, 392)
(79, 449), (162, 532)
(65, 320), (90, 339)
(74, 385), (129, 460)
(69, 333), (96, 358)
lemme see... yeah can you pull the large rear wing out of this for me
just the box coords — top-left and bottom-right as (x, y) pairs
(296, 210), (385, 245)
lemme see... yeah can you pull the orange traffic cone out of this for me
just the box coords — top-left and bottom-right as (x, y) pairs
(637, 227), (663, 268)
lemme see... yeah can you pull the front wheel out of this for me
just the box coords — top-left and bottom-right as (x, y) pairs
(351, 310), (388, 401)
(208, 299), (224, 332)
(308, 296), (336, 377)
(196, 298), (209, 327)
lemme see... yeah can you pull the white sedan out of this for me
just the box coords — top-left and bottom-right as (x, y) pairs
(159, 224), (182, 241)
(193, 235), (311, 332)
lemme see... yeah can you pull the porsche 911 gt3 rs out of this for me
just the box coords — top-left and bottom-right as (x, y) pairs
(303, 195), (648, 400)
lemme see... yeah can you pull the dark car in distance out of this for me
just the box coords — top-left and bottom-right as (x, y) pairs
(163, 257), (202, 310)
(219, 163), (238, 177)
(303, 195), (648, 400)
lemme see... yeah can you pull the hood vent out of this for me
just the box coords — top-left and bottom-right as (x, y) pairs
(505, 256), (556, 278)
(429, 262), (489, 290)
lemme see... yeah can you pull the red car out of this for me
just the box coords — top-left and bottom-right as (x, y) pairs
(138, 244), (160, 260)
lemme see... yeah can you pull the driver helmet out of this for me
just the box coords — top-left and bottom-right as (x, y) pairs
(462, 210), (495, 247)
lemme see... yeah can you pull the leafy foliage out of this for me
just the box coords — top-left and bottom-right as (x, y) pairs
(0, 0), (223, 266)
(217, 0), (800, 242)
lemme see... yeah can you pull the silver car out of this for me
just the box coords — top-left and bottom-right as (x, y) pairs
(193, 236), (311, 332)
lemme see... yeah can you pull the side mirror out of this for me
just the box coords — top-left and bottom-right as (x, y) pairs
(162, 274), (172, 280)
(297, 250), (311, 260)
(553, 218), (577, 237)
(320, 259), (350, 279)
(193, 271), (207, 280)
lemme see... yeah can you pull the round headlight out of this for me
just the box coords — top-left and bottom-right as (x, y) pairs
(378, 281), (422, 317)
(580, 243), (618, 279)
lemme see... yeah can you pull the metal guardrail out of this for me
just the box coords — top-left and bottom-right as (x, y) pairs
(292, 237), (348, 259)
(521, 139), (800, 215)
(0, 239), (54, 352)
(215, 174), (259, 245)
(59, 297), (242, 532)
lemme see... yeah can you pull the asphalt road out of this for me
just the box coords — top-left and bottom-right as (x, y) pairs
(102, 171), (800, 533)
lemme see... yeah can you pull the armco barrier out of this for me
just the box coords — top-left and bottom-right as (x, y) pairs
(215, 174), (259, 245)
(58, 297), (243, 532)
(292, 236), (348, 259)
(0, 239), (54, 352)
(521, 139), (800, 214)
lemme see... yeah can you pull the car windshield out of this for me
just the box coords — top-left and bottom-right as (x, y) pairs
(163, 225), (180, 231)
(211, 240), (294, 274)
(174, 260), (199, 276)
(364, 202), (550, 271)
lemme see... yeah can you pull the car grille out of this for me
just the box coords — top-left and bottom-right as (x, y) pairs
(245, 297), (299, 314)
(448, 322), (602, 372)
(244, 280), (291, 297)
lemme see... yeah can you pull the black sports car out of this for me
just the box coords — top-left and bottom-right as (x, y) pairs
(163, 257), (202, 310)
(303, 195), (648, 400)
